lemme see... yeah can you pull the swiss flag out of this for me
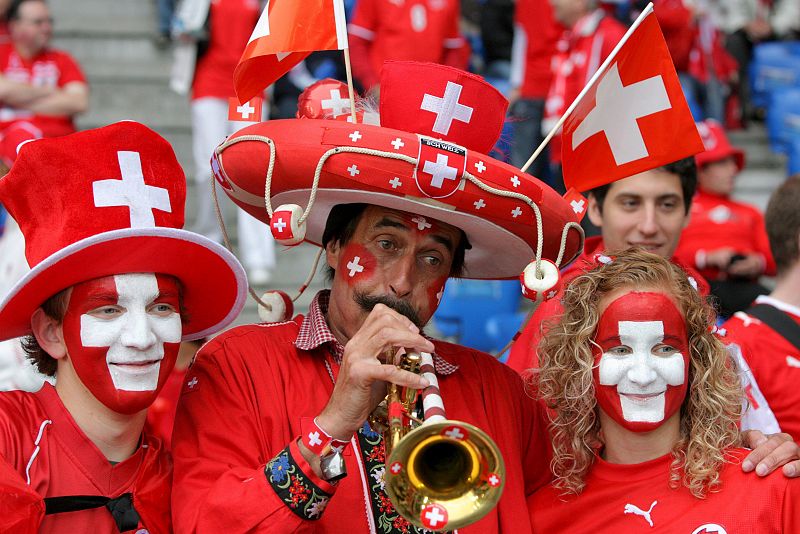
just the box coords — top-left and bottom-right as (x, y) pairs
(563, 188), (588, 222)
(228, 96), (263, 122)
(561, 8), (703, 192)
(380, 61), (508, 154)
(415, 137), (467, 199)
(234, 0), (349, 103)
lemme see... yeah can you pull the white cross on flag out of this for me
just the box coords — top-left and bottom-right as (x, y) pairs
(414, 137), (467, 199)
(560, 7), (703, 192)
(234, 0), (349, 103)
(228, 96), (263, 122)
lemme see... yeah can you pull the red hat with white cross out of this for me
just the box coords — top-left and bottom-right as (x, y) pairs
(212, 62), (584, 280)
(0, 121), (248, 341)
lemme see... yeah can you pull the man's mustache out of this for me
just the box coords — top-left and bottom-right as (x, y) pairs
(354, 291), (423, 328)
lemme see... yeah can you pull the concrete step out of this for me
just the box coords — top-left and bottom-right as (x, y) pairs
(77, 79), (190, 131)
(53, 35), (174, 82)
(50, 0), (156, 38)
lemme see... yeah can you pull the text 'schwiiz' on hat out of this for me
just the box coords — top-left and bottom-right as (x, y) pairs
(0, 121), (248, 342)
(212, 61), (584, 288)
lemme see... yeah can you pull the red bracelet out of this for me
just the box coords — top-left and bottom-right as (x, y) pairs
(300, 417), (350, 456)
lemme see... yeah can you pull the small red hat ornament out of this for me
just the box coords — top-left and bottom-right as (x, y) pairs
(0, 121), (248, 341)
(695, 119), (745, 171)
(212, 62), (582, 293)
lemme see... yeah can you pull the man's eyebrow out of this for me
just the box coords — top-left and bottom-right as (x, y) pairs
(374, 217), (409, 231)
(430, 234), (455, 252)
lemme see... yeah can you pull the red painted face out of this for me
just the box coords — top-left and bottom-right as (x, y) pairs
(426, 276), (448, 311)
(592, 292), (690, 432)
(61, 273), (182, 414)
(338, 244), (377, 286)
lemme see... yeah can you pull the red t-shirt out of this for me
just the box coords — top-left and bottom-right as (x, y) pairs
(673, 189), (776, 281)
(512, 0), (563, 99)
(530, 448), (799, 532)
(506, 236), (710, 375)
(0, 43), (86, 137)
(723, 296), (800, 441)
(0, 383), (171, 532)
(543, 10), (626, 163)
(347, 0), (467, 89)
(191, 0), (261, 100)
(171, 314), (550, 532)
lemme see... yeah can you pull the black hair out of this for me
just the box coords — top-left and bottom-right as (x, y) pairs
(588, 157), (697, 215)
(6, 0), (45, 22)
(320, 203), (470, 280)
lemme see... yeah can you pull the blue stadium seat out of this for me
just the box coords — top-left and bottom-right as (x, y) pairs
(485, 311), (528, 363)
(749, 41), (800, 110)
(788, 138), (800, 176)
(766, 88), (800, 154)
(432, 279), (521, 352)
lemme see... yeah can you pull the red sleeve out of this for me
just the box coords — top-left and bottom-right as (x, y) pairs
(506, 298), (561, 374)
(783, 479), (800, 532)
(171, 338), (336, 533)
(55, 51), (87, 87)
(441, 1), (469, 70)
(348, 0), (380, 89)
(0, 455), (43, 534)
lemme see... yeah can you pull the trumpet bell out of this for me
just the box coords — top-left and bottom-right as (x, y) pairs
(384, 420), (505, 532)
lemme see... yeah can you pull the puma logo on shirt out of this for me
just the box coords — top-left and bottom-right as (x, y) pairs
(624, 500), (657, 527)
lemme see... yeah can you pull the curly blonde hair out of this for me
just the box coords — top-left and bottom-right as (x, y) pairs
(536, 249), (742, 498)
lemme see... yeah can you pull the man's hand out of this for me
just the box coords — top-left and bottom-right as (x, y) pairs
(316, 303), (434, 441)
(727, 253), (764, 278)
(703, 247), (735, 270)
(741, 430), (800, 477)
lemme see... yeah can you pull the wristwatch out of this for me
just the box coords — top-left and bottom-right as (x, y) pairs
(320, 447), (347, 482)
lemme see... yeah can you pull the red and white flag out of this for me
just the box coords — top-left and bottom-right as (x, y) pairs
(561, 6), (703, 192)
(234, 0), (348, 103)
(228, 96), (263, 122)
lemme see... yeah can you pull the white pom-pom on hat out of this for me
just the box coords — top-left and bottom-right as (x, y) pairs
(270, 204), (306, 246)
(519, 259), (561, 303)
(258, 290), (294, 323)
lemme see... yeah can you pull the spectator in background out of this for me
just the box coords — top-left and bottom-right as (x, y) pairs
(480, 0), (515, 80)
(674, 120), (774, 317)
(509, 0), (562, 181)
(0, 0), (88, 167)
(723, 175), (800, 442)
(720, 0), (800, 120)
(542, 0), (626, 193)
(154, 0), (175, 48)
(347, 0), (470, 92)
(175, 0), (276, 285)
(0, 0), (12, 43)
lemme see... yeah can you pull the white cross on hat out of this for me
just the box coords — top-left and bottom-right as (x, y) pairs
(421, 81), (474, 135)
(321, 89), (351, 118)
(423, 153), (459, 188)
(93, 151), (172, 228)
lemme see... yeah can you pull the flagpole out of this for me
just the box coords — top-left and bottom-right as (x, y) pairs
(343, 47), (358, 123)
(520, 2), (655, 174)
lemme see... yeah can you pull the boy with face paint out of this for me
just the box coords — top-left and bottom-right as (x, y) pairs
(0, 122), (247, 532)
(529, 249), (799, 532)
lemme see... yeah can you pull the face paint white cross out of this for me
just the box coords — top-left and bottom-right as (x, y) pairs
(411, 216), (432, 231)
(572, 63), (671, 165)
(423, 153), (459, 188)
(598, 321), (685, 423)
(93, 151), (172, 228)
(237, 101), (255, 119)
(347, 256), (364, 277)
(80, 273), (182, 392)
(571, 199), (586, 213)
(321, 89), (351, 117)
(420, 81), (474, 135)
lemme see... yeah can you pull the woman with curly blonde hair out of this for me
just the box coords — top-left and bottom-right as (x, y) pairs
(528, 249), (798, 532)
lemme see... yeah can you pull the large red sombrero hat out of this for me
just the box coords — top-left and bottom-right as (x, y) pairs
(0, 121), (248, 342)
(213, 62), (584, 280)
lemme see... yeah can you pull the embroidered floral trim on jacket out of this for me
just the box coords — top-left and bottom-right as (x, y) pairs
(265, 445), (332, 520)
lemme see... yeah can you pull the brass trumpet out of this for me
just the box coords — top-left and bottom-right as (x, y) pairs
(377, 351), (505, 531)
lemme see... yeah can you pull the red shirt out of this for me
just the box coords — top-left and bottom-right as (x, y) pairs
(512, 0), (563, 99)
(723, 296), (800, 441)
(172, 291), (550, 532)
(543, 10), (626, 163)
(192, 0), (261, 100)
(673, 189), (776, 281)
(506, 236), (710, 375)
(529, 448), (799, 532)
(0, 383), (172, 533)
(0, 43), (86, 137)
(347, 0), (468, 89)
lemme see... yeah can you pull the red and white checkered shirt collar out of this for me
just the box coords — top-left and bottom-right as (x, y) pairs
(295, 290), (458, 376)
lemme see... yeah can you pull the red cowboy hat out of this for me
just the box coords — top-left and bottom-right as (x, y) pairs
(0, 121), (248, 342)
(695, 120), (745, 171)
(213, 62), (584, 280)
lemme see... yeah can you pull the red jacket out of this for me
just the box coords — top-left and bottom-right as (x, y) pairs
(506, 236), (710, 375)
(511, 0), (563, 99)
(673, 189), (776, 281)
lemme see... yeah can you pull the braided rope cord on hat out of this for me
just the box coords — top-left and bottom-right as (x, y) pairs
(212, 134), (584, 317)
